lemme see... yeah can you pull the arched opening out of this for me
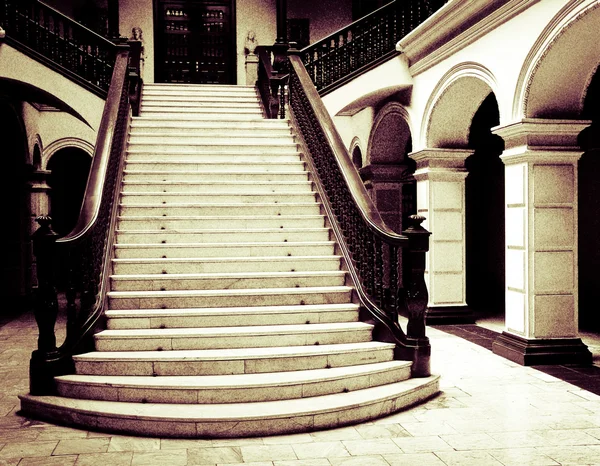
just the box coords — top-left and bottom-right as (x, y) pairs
(0, 99), (30, 313)
(578, 65), (600, 332)
(465, 92), (505, 317)
(47, 147), (92, 237)
(352, 145), (363, 169)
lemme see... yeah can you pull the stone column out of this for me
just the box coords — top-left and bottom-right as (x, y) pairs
(492, 118), (592, 365)
(410, 149), (472, 324)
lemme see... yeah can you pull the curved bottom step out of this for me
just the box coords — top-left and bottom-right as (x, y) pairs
(19, 375), (439, 438)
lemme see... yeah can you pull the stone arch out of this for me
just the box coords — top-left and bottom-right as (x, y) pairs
(350, 137), (364, 169)
(366, 102), (412, 165)
(32, 134), (43, 170)
(422, 63), (498, 149)
(43, 137), (94, 171)
(514, 0), (600, 119)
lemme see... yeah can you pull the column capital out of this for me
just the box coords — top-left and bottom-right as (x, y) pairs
(410, 148), (472, 169)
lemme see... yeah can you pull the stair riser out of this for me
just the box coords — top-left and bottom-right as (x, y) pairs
(118, 205), (321, 217)
(131, 120), (290, 130)
(129, 127), (292, 137)
(94, 328), (372, 352)
(141, 96), (260, 103)
(55, 365), (410, 404)
(136, 113), (266, 121)
(126, 154), (301, 163)
(112, 258), (340, 275)
(140, 106), (262, 114)
(119, 193), (316, 204)
(122, 173), (309, 182)
(110, 274), (345, 292)
(127, 146), (297, 155)
(142, 91), (258, 98)
(116, 216), (326, 230)
(105, 309), (359, 329)
(115, 229), (330, 244)
(128, 136), (296, 145)
(73, 347), (395, 376)
(113, 244), (335, 259)
(123, 162), (304, 172)
(107, 290), (352, 310)
(120, 182), (314, 194)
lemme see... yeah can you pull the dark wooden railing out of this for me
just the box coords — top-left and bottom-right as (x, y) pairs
(299, 0), (446, 94)
(287, 52), (431, 376)
(0, 0), (118, 97)
(256, 46), (286, 119)
(29, 45), (137, 394)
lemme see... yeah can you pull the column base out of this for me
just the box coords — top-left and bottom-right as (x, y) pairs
(425, 306), (475, 325)
(492, 332), (593, 366)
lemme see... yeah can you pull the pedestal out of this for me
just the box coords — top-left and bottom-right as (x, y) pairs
(245, 53), (259, 86)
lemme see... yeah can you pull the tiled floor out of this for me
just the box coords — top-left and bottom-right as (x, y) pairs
(2, 311), (600, 465)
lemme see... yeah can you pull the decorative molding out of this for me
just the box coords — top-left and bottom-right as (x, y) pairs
(398, 0), (541, 76)
(42, 137), (94, 170)
(514, 0), (600, 119)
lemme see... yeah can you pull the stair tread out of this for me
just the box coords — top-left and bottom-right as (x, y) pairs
(55, 361), (410, 388)
(73, 341), (396, 361)
(107, 286), (353, 298)
(114, 242), (334, 248)
(112, 255), (338, 263)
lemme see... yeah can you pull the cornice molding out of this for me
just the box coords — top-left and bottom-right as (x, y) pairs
(493, 118), (591, 151)
(398, 0), (541, 76)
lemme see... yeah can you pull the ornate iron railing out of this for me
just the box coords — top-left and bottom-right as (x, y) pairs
(256, 46), (286, 119)
(0, 0), (118, 97)
(300, 0), (446, 94)
(30, 45), (136, 394)
(287, 53), (431, 376)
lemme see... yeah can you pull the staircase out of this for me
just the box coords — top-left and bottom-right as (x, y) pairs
(20, 84), (439, 438)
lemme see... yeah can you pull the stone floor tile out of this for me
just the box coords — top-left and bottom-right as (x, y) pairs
(433, 450), (503, 466)
(391, 435), (453, 453)
(108, 436), (161, 452)
(212, 437), (265, 447)
(384, 452), (447, 466)
(18, 455), (78, 466)
(160, 438), (213, 450)
(74, 451), (134, 466)
(535, 445), (600, 465)
(188, 446), (243, 465)
(34, 427), (89, 441)
(263, 433), (314, 445)
(309, 426), (361, 441)
(541, 415), (600, 430)
(241, 445), (297, 462)
(328, 456), (388, 466)
(372, 410), (421, 425)
(53, 438), (110, 456)
(85, 431), (113, 438)
(354, 423), (411, 439)
(217, 462), (272, 466)
(439, 433), (505, 451)
(131, 449), (188, 466)
(587, 428), (600, 440)
(0, 440), (58, 459)
(292, 441), (349, 459)
(486, 431), (548, 448)
(341, 438), (402, 455)
(399, 421), (458, 436)
(487, 448), (560, 466)
(0, 458), (19, 466)
(532, 429), (600, 446)
(0, 428), (41, 442)
(274, 460), (330, 466)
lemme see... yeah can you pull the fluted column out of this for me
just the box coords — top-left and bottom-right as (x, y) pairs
(492, 118), (592, 365)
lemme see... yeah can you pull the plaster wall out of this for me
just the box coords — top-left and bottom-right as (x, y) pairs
(288, 0), (352, 43)
(119, 0), (156, 83)
(333, 107), (374, 164)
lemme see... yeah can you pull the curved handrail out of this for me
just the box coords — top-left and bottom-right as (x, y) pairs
(289, 53), (407, 246)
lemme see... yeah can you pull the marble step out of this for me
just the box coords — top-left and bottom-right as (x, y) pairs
(126, 146), (300, 156)
(107, 286), (354, 310)
(109, 270), (346, 292)
(104, 303), (360, 329)
(135, 113), (267, 121)
(140, 106), (263, 115)
(118, 203), (321, 217)
(70, 341), (397, 376)
(128, 135), (296, 146)
(125, 152), (301, 163)
(123, 161), (305, 172)
(120, 180), (314, 194)
(93, 322), (372, 351)
(116, 215), (326, 230)
(122, 170), (309, 182)
(141, 95), (260, 104)
(119, 192), (317, 205)
(54, 361), (410, 404)
(113, 241), (335, 259)
(20, 376), (440, 437)
(115, 228), (331, 244)
(127, 142), (297, 153)
(129, 124), (292, 137)
(140, 99), (260, 108)
(131, 117), (290, 129)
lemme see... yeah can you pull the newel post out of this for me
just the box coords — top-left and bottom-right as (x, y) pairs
(29, 216), (61, 395)
(401, 214), (432, 377)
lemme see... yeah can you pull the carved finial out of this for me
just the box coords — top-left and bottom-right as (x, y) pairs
(35, 215), (53, 228)
(408, 214), (426, 229)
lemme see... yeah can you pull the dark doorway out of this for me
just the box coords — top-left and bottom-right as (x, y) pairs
(0, 100), (30, 313)
(465, 92), (505, 316)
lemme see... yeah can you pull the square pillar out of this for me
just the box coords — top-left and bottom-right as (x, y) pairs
(411, 149), (473, 324)
(492, 119), (592, 365)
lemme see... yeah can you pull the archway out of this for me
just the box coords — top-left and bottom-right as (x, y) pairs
(47, 148), (92, 237)
(0, 99), (30, 313)
(465, 93), (505, 317)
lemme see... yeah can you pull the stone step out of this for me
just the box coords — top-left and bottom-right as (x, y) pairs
(123, 161), (304, 172)
(116, 215), (326, 230)
(127, 146), (300, 156)
(131, 117), (289, 129)
(104, 303), (360, 329)
(111, 255), (340, 275)
(134, 113), (267, 121)
(140, 106), (263, 115)
(129, 124), (292, 137)
(119, 192), (317, 205)
(118, 203), (322, 218)
(128, 135), (296, 146)
(55, 361), (410, 404)
(141, 95), (260, 104)
(93, 322), (373, 352)
(109, 270), (346, 292)
(115, 228), (331, 244)
(70, 341), (397, 376)
(125, 152), (301, 163)
(120, 180), (314, 193)
(122, 170), (309, 182)
(127, 142), (297, 153)
(113, 241), (335, 259)
(107, 286), (354, 310)
(20, 376), (440, 437)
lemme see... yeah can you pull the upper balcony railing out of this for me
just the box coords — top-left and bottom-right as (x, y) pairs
(299, 0), (447, 94)
(0, 0), (118, 97)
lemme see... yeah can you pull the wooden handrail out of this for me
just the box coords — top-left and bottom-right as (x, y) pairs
(256, 46), (287, 119)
